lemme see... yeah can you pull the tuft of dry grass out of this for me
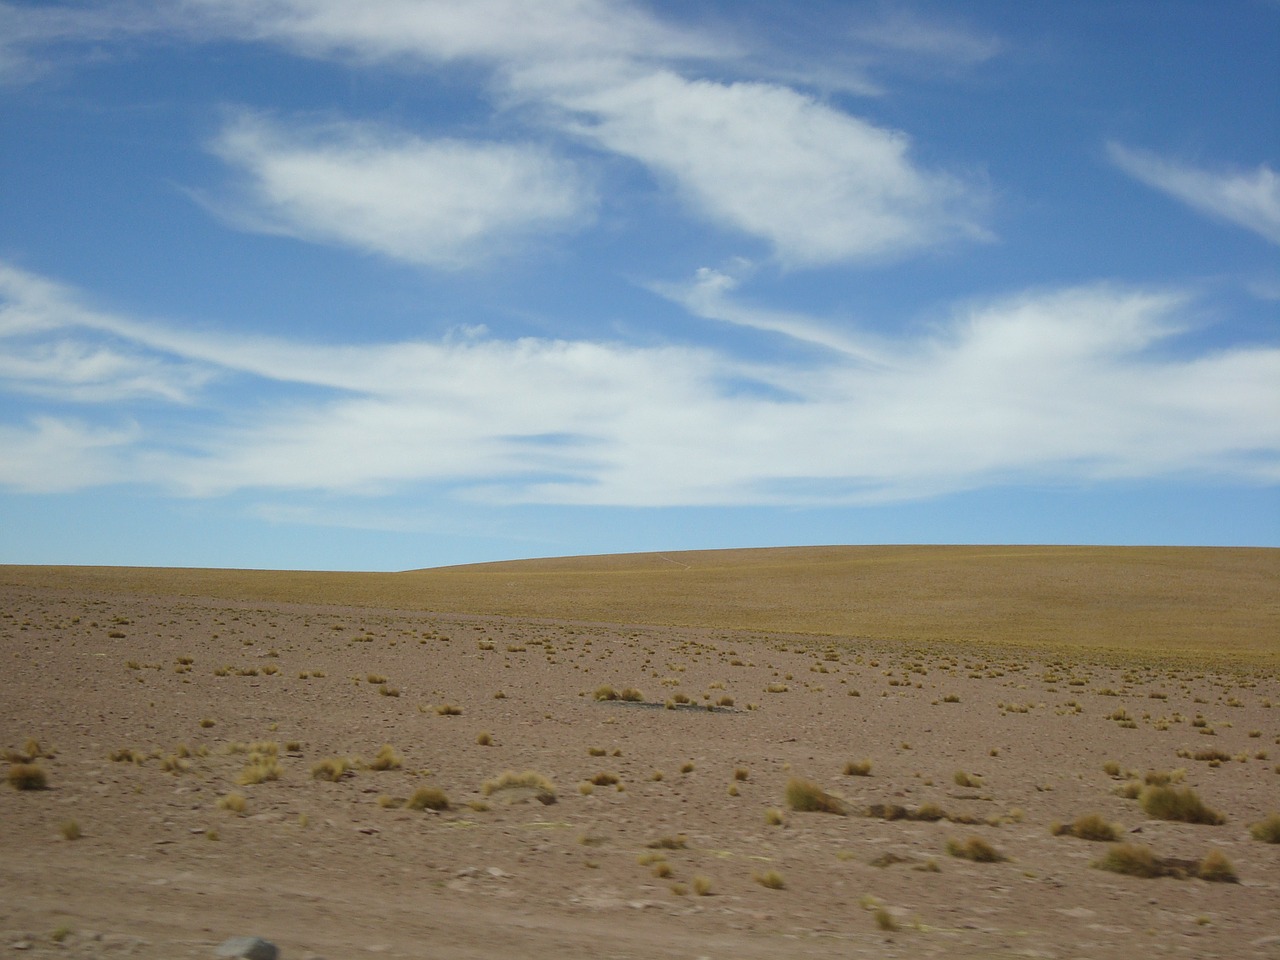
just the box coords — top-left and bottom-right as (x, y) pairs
(1051, 813), (1120, 842)
(754, 869), (785, 889)
(7, 763), (48, 790)
(405, 786), (450, 811)
(692, 875), (713, 896)
(843, 759), (872, 777)
(1249, 813), (1280, 843)
(765, 807), (785, 826)
(646, 834), (688, 850)
(236, 757), (282, 785)
(311, 757), (352, 781)
(784, 777), (847, 815)
(1197, 849), (1238, 883)
(370, 744), (403, 771)
(1139, 785), (1225, 825)
(481, 769), (555, 801)
(1094, 843), (1164, 878)
(217, 792), (247, 814)
(953, 770), (982, 788)
(946, 836), (1005, 863)
(59, 820), (81, 841)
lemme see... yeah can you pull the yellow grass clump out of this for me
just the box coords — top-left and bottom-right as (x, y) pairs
(784, 777), (846, 815)
(7, 763), (48, 790)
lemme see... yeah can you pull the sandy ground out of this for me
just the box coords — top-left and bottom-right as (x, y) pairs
(2, 582), (1278, 959)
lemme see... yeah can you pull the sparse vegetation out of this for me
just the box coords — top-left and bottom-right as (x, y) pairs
(784, 777), (846, 815)
(754, 869), (785, 889)
(1052, 812), (1120, 842)
(1139, 785), (1225, 825)
(311, 757), (352, 781)
(7, 763), (49, 790)
(946, 836), (1005, 863)
(843, 759), (872, 776)
(406, 786), (450, 811)
(1249, 813), (1280, 843)
(370, 744), (402, 771)
(481, 769), (555, 801)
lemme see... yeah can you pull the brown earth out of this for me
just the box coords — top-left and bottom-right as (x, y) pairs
(2, 550), (1279, 959)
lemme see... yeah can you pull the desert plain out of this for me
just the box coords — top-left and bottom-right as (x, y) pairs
(2, 546), (1278, 959)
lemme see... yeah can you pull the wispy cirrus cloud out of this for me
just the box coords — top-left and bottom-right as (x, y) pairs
(205, 112), (593, 269)
(1109, 144), (1280, 245)
(2, 1), (994, 269)
(3, 262), (1276, 506)
(848, 9), (1001, 65)
(545, 71), (989, 266)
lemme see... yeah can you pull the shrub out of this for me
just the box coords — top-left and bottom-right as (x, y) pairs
(217, 792), (247, 814)
(60, 820), (81, 840)
(370, 744), (402, 771)
(589, 771), (619, 786)
(765, 807), (785, 826)
(593, 686), (619, 701)
(646, 834), (688, 850)
(692, 874), (713, 896)
(1139, 785), (1225, 825)
(236, 758), (282, 785)
(619, 687), (644, 702)
(1197, 849), (1238, 883)
(734, 767), (750, 781)
(784, 777), (846, 815)
(481, 769), (555, 801)
(311, 757), (351, 781)
(1052, 813), (1120, 842)
(954, 771), (982, 788)
(406, 786), (449, 811)
(1249, 812), (1280, 843)
(1094, 843), (1164, 878)
(7, 763), (48, 790)
(843, 759), (872, 777)
(754, 870), (785, 889)
(946, 836), (1005, 863)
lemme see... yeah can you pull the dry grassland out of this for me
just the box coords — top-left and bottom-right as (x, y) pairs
(2, 546), (1278, 959)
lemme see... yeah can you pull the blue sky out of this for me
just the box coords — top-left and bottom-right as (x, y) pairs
(1, 1), (1277, 570)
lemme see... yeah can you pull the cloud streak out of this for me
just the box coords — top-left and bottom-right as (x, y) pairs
(1110, 144), (1280, 245)
(2, 263), (1276, 506)
(207, 113), (593, 269)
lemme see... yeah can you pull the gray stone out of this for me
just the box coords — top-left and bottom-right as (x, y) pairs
(215, 936), (279, 960)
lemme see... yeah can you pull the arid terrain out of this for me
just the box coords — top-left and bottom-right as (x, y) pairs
(2, 547), (1278, 959)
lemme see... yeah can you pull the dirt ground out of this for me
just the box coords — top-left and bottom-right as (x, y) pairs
(2, 582), (1278, 959)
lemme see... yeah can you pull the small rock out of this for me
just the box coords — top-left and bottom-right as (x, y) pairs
(215, 936), (279, 960)
(11, 941), (32, 951)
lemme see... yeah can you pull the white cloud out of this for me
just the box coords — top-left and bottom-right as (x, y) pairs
(3, 263), (1277, 504)
(0, 417), (137, 492)
(4, 2), (991, 267)
(182, 0), (716, 67)
(548, 71), (988, 266)
(1109, 144), (1280, 245)
(207, 113), (592, 269)
(849, 10), (1001, 65)
(0, 263), (216, 402)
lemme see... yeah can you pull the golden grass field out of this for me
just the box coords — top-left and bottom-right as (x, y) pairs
(4, 545), (1278, 660)
(2, 545), (1278, 959)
